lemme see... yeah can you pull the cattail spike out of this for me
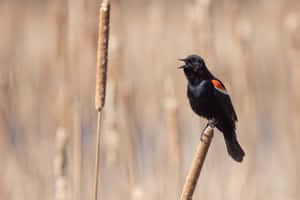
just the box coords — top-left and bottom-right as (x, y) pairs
(95, 0), (110, 111)
(94, 1), (110, 200)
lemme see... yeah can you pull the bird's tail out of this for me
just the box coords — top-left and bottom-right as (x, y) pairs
(224, 135), (245, 162)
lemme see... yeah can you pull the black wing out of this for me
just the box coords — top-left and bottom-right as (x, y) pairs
(211, 79), (238, 122)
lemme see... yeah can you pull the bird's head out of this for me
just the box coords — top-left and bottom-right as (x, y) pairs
(178, 55), (211, 85)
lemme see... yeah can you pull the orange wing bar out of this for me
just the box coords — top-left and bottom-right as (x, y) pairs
(211, 79), (226, 91)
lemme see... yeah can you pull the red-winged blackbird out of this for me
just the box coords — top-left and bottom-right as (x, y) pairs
(178, 55), (245, 162)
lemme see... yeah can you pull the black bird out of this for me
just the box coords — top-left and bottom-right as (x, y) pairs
(178, 55), (245, 162)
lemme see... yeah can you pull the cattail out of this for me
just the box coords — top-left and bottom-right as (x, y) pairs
(72, 105), (82, 200)
(164, 77), (181, 165)
(180, 127), (214, 200)
(103, 80), (120, 165)
(119, 84), (139, 197)
(54, 128), (69, 200)
(95, 0), (110, 112)
(94, 1), (110, 200)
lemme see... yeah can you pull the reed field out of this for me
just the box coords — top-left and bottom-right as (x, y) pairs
(1, 0), (300, 199)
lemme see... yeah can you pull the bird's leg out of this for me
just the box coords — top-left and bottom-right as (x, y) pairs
(200, 119), (216, 143)
(208, 118), (217, 128)
(200, 123), (210, 143)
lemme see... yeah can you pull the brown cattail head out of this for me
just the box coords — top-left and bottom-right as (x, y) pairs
(95, 0), (110, 111)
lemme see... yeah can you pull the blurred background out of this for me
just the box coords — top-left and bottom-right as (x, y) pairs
(1, 0), (300, 199)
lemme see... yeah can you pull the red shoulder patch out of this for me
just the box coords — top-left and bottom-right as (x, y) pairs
(211, 79), (228, 94)
(211, 80), (226, 90)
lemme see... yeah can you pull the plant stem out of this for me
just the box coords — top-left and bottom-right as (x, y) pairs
(180, 127), (214, 200)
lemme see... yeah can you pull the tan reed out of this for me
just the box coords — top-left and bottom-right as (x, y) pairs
(72, 104), (82, 200)
(165, 77), (181, 166)
(180, 127), (214, 200)
(54, 128), (68, 200)
(94, 1), (110, 200)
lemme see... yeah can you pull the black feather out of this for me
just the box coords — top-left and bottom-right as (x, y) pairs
(179, 55), (245, 162)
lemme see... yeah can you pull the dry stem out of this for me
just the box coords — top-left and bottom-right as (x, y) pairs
(94, 1), (110, 200)
(94, 112), (103, 200)
(165, 77), (181, 165)
(72, 105), (82, 200)
(180, 127), (214, 200)
(54, 128), (68, 200)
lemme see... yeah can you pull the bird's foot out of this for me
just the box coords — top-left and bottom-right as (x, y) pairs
(200, 135), (209, 144)
(200, 119), (216, 143)
(208, 119), (217, 128)
(200, 123), (210, 144)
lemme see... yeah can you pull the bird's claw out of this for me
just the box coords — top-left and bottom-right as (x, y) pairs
(200, 133), (210, 144)
(200, 119), (216, 143)
(208, 119), (217, 128)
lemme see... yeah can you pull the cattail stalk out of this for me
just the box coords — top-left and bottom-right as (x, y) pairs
(94, 1), (110, 200)
(165, 77), (181, 165)
(73, 104), (82, 200)
(165, 98), (180, 165)
(54, 128), (68, 200)
(180, 127), (214, 200)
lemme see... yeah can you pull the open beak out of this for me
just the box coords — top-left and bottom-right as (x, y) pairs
(178, 58), (187, 69)
(178, 65), (186, 69)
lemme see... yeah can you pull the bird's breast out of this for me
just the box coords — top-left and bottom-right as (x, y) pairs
(187, 81), (216, 119)
(187, 80), (212, 99)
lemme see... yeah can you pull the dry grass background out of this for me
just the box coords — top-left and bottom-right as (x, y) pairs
(1, 0), (300, 199)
